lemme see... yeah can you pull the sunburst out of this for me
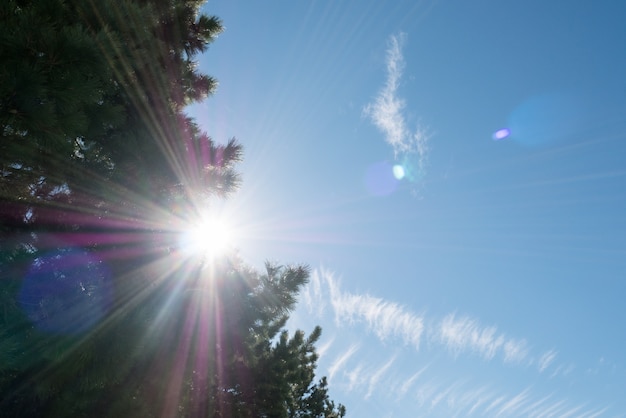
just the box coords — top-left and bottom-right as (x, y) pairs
(179, 210), (236, 258)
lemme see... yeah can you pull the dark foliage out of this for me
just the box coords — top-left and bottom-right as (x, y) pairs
(0, 0), (344, 416)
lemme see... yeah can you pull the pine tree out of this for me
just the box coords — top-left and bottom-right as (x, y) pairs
(1, 0), (236, 213)
(1, 1), (345, 416)
(1, 254), (346, 417)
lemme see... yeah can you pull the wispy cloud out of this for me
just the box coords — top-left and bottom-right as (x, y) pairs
(496, 389), (530, 417)
(328, 343), (359, 381)
(438, 313), (528, 362)
(413, 381), (605, 418)
(584, 406), (609, 418)
(302, 269), (326, 317)
(397, 365), (428, 398)
(310, 270), (530, 365)
(363, 33), (409, 153)
(345, 363), (364, 392)
(316, 336), (334, 358)
(416, 382), (440, 408)
(302, 269), (615, 417)
(484, 396), (507, 414)
(530, 399), (567, 417)
(430, 384), (457, 409)
(364, 33), (429, 176)
(518, 394), (553, 416)
(538, 349), (558, 373)
(322, 270), (425, 350)
(558, 404), (586, 418)
(503, 338), (529, 364)
(465, 388), (496, 416)
(436, 313), (529, 363)
(366, 356), (396, 399)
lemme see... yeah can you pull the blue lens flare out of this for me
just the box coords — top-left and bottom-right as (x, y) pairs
(365, 161), (399, 196)
(507, 93), (585, 147)
(19, 246), (113, 335)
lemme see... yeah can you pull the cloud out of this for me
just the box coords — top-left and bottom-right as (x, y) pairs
(538, 350), (558, 373)
(503, 338), (529, 364)
(301, 269), (614, 417)
(529, 399), (567, 417)
(364, 33), (429, 176)
(409, 380), (608, 418)
(430, 380), (467, 411)
(363, 33), (408, 153)
(366, 356), (396, 399)
(345, 364), (364, 392)
(316, 336), (334, 358)
(558, 405), (585, 418)
(321, 269), (425, 350)
(308, 270), (532, 365)
(584, 407), (609, 418)
(495, 389), (530, 417)
(302, 269), (326, 317)
(518, 394), (553, 416)
(397, 365), (428, 398)
(465, 389), (496, 416)
(438, 313), (528, 363)
(328, 343), (359, 381)
(416, 382), (439, 408)
(439, 383), (604, 418)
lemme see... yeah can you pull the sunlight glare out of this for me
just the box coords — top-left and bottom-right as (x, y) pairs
(180, 212), (235, 257)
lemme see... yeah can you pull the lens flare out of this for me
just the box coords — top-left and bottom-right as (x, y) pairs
(507, 93), (585, 147)
(493, 128), (511, 140)
(19, 247), (113, 334)
(365, 161), (399, 196)
(392, 165), (406, 180)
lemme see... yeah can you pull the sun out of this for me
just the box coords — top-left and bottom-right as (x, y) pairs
(179, 211), (235, 257)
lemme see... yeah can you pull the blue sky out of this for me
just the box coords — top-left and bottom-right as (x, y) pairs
(190, 1), (626, 416)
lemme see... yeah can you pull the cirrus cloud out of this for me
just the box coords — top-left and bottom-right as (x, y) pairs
(364, 33), (429, 178)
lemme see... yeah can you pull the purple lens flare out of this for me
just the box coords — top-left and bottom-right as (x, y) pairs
(493, 128), (511, 140)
